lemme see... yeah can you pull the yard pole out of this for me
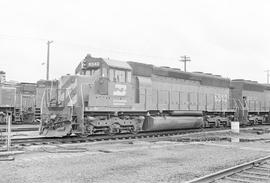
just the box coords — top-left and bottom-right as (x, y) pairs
(6, 114), (11, 151)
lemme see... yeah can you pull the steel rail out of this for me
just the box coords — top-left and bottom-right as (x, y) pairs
(0, 127), (38, 132)
(186, 155), (270, 183)
(0, 127), (228, 147)
(1, 125), (267, 147)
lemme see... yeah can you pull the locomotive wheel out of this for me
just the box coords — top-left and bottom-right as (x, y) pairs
(254, 118), (259, 125)
(86, 125), (94, 135)
(130, 125), (138, 134)
(106, 123), (120, 135)
(259, 118), (263, 125)
(105, 127), (113, 136)
(223, 121), (228, 127)
(199, 122), (204, 129)
(216, 119), (221, 128)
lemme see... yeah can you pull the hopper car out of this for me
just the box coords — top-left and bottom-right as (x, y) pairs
(39, 54), (270, 137)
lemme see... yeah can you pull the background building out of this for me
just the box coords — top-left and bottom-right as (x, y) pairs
(0, 71), (6, 83)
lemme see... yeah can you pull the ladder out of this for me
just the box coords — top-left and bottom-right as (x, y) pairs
(14, 108), (21, 123)
(35, 108), (41, 120)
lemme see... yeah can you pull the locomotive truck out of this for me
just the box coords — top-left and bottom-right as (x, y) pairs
(39, 54), (270, 137)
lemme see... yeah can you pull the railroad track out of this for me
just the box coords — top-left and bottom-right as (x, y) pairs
(1, 125), (269, 148)
(0, 127), (39, 132)
(187, 155), (270, 183)
(0, 127), (228, 147)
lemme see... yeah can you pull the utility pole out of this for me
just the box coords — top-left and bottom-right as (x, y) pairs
(6, 114), (11, 151)
(265, 70), (270, 84)
(46, 41), (53, 80)
(179, 55), (191, 72)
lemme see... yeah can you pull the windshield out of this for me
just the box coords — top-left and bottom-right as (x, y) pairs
(85, 69), (100, 77)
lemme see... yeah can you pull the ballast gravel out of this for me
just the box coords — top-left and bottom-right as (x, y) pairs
(1, 127), (270, 183)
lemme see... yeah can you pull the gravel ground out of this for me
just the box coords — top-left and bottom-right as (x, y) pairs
(1, 126), (270, 183)
(168, 125), (270, 141)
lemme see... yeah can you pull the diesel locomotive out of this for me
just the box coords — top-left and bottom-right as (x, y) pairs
(39, 54), (270, 137)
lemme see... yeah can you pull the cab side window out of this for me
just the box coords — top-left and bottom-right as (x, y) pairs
(102, 68), (107, 77)
(126, 71), (131, 83)
(109, 69), (114, 81)
(109, 69), (131, 83)
(115, 70), (125, 82)
(85, 69), (100, 76)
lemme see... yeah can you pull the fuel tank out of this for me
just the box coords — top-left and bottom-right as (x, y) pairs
(142, 116), (203, 131)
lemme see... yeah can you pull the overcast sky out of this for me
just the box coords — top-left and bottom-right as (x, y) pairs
(0, 0), (270, 83)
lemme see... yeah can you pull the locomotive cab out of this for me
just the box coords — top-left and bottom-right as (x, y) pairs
(83, 56), (133, 110)
(74, 56), (143, 135)
(95, 63), (132, 97)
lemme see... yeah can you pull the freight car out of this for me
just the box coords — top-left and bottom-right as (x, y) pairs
(40, 54), (268, 137)
(0, 80), (58, 124)
(0, 82), (37, 123)
(0, 83), (16, 123)
(15, 82), (37, 123)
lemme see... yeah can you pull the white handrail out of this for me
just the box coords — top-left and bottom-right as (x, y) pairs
(50, 80), (53, 99)
(66, 89), (73, 121)
(40, 90), (46, 115)
(80, 84), (84, 120)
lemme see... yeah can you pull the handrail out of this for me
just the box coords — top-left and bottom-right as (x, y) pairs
(80, 84), (85, 120)
(232, 98), (239, 110)
(66, 89), (73, 121)
(40, 90), (46, 115)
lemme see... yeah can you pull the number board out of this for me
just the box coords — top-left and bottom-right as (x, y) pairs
(87, 62), (100, 68)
